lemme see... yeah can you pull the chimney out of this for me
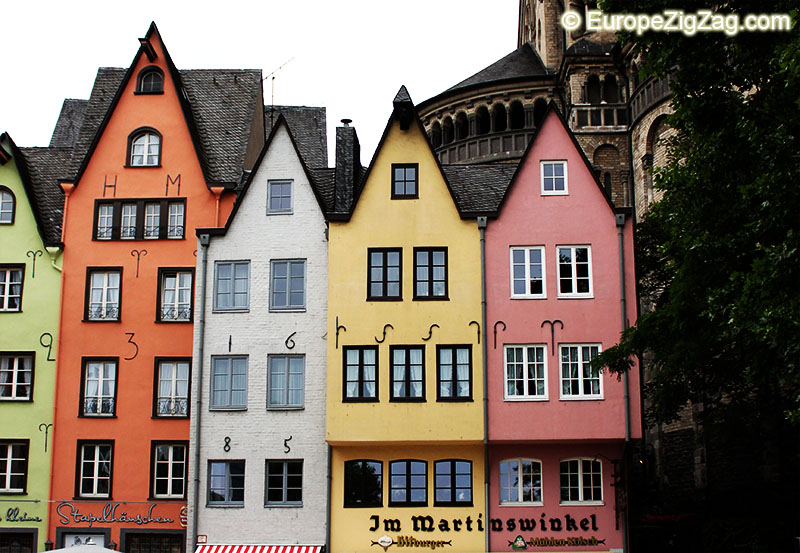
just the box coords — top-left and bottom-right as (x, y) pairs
(334, 119), (361, 214)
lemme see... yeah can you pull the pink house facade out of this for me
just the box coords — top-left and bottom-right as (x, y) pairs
(485, 106), (641, 552)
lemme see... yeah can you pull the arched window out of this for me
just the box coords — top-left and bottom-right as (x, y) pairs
(533, 98), (548, 128)
(442, 117), (454, 145)
(476, 107), (490, 135)
(136, 67), (164, 94)
(430, 121), (442, 148)
(0, 187), (15, 224)
(509, 101), (525, 129)
(586, 74), (602, 104)
(499, 458), (542, 504)
(128, 128), (162, 166)
(602, 74), (619, 103)
(455, 112), (469, 140)
(492, 104), (508, 132)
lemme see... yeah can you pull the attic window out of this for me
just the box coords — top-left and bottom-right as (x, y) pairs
(391, 164), (418, 199)
(0, 188), (14, 224)
(127, 128), (162, 167)
(136, 67), (164, 94)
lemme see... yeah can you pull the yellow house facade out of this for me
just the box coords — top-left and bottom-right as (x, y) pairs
(327, 88), (485, 552)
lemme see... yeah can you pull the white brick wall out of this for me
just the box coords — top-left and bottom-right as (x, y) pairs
(189, 123), (328, 546)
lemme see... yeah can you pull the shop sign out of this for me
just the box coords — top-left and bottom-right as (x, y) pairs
(509, 534), (607, 549)
(179, 506), (188, 528)
(5, 507), (43, 523)
(56, 502), (175, 528)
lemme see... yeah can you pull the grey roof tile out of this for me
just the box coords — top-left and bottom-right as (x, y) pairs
(309, 168), (335, 214)
(442, 163), (516, 214)
(50, 99), (87, 149)
(446, 43), (549, 93)
(265, 105), (328, 169)
(18, 147), (71, 244)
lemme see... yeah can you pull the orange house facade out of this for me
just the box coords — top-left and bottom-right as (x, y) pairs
(48, 24), (263, 551)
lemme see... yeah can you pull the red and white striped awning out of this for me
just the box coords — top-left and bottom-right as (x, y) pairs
(195, 546), (322, 553)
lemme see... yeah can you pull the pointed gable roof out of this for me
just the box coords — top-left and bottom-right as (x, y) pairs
(1, 133), (67, 245)
(66, 22), (262, 189)
(494, 102), (616, 216)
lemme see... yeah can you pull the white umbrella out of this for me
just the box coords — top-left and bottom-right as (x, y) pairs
(46, 545), (120, 553)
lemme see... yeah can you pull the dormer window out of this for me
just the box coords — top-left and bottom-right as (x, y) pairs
(0, 188), (14, 224)
(128, 129), (161, 167)
(136, 67), (164, 94)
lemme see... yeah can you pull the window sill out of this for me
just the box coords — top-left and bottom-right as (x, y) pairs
(504, 396), (549, 402)
(510, 295), (547, 300)
(266, 211), (294, 216)
(267, 406), (305, 411)
(124, 164), (162, 169)
(212, 308), (250, 314)
(209, 407), (248, 412)
(0, 491), (27, 496)
(559, 396), (604, 401)
(433, 502), (473, 508)
(152, 415), (190, 420)
(0, 398), (33, 403)
(388, 502), (428, 508)
(499, 501), (544, 507)
(556, 294), (594, 299)
(541, 191), (569, 196)
(79, 414), (118, 419)
(436, 397), (473, 402)
(342, 398), (379, 403)
(413, 296), (450, 302)
(0, 310), (23, 314)
(366, 297), (403, 302)
(389, 397), (426, 403)
(269, 308), (307, 313)
(559, 500), (604, 506)
(83, 319), (121, 323)
(264, 503), (303, 508)
(155, 319), (193, 324)
(149, 496), (186, 502)
(133, 91), (164, 95)
(75, 495), (113, 501)
(344, 503), (383, 508)
(206, 503), (244, 508)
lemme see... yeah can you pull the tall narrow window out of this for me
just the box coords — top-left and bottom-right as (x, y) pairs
(120, 203), (137, 239)
(267, 181), (293, 214)
(159, 270), (193, 321)
(270, 260), (305, 310)
(557, 246), (592, 297)
(210, 356), (247, 409)
(81, 359), (117, 416)
(437, 346), (471, 401)
(500, 459), (542, 504)
(367, 248), (401, 301)
(391, 164), (418, 199)
(86, 269), (121, 321)
(560, 344), (602, 399)
(0, 188), (15, 224)
(155, 360), (190, 417)
(268, 355), (305, 409)
(97, 204), (114, 239)
(510, 247), (546, 298)
(167, 203), (184, 239)
(0, 266), (24, 312)
(77, 443), (113, 498)
(0, 441), (28, 493)
(343, 347), (378, 401)
(560, 458), (602, 503)
(214, 261), (250, 311)
(504, 345), (547, 399)
(390, 346), (424, 401)
(434, 460), (472, 506)
(144, 203), (160, 238)
(0, 354), (33, 401)
(414, 247), (448, 300)
(152, 443), (187, 499)
(129, 130), (161, 166)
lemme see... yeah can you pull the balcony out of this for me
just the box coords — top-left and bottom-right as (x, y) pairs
(84, 398), (115, 416)
(156, 397), (188, 416)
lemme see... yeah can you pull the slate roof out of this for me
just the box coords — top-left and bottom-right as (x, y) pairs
(265, 105), (328, 169)
(443, 164), (516, 215)
(445, 43), (549, 94)
(50, 99), (87, 149)
(308, 168), (336, 213)
(66, 67), (263, 185)
(12, 144), (70, 245)
(565, 38), (614, 57)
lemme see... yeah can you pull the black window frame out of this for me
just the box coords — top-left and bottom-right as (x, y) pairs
(152, 357), (191, 418)
(389, 345), (425, 402)
(367, 248), (402, 301)
(413, 247), (449, 300)
(155, 268), (195, 323)
(436, 345), (473, 401)
(126, 127), (162, 167)
(135, 66), (165, 95)
(0, 264), (24, 313)
(264, 459), (303, 506)
(78, 357), (119, 418)
(92, 199), (185, 241)
(0, 439), (29, 494)
(391, 163), (419, 199)
(74, 440), (114, 500)
(342, 346), (379, 403)
(149, 441), (188, 501)
(343, 459), (382, 508)
(388, 459), (427, 507)
(433, 459), (473, 506)
(0, 352), (35, 402)
(83, 267), (123, 322)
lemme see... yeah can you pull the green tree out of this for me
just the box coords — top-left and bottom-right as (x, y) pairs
(594, 0), (799, 548)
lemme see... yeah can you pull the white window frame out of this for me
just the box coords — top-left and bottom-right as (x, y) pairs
(265, 459), (303, 506)
(267, 180), (293, 214)
(96, 204), (114, 240)
(144, 203), (160, 239)
(120, 203), (137, 239)
(270, 259), (306, 311)
(541, 160), (568, 195)
(0, 354), (33, 401)
(210, 356), (248, 410)
(156, 360), (189, 417)
(79, 443), (113, 498)
(87, 270), (121, 321)
(160, 271), (192, 321)
(559, 344), (603, 400)
(0, 442), (27, 493)
(130, 133), (160, 166)
(167, 202), (184, 239)
(83, 360), (117, 416)
(559, 457), (603, 505)
(556, 245), (593, 298)
(0, 267), (23, 312)
(267, 355), (305, 409)
(499, 458), (543, 505)
(152, 443), (186, 499)
(504, 345), (548, 400)
(509, 246), (546, 299)
(0, 189), (15, 223)
(213, 261), (250, 312)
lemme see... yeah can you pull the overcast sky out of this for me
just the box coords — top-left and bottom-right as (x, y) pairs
(2, 0), (519, 164)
